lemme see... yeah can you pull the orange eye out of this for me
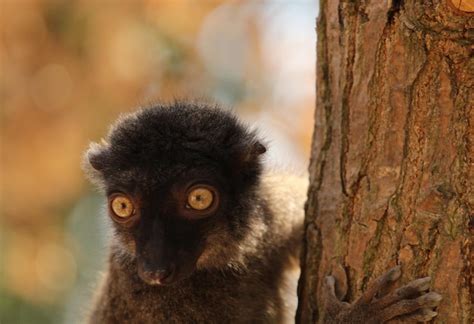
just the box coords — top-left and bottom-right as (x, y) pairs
(110, 195), (134, 218)
(187, 187), (214, 210)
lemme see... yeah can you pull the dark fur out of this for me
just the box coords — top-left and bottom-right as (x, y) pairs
(84, 101), (301, 323)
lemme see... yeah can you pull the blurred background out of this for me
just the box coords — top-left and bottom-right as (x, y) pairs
(0, 0), (317, 323)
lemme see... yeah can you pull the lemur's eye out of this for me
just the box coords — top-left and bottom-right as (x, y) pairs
(187, 187), (214, 210)
(110, 194), (135, 218)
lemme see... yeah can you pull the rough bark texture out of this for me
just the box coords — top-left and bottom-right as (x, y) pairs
(297, 1), (473, 323)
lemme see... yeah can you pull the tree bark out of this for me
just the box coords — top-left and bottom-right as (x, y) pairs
(297, 1), (473, 323)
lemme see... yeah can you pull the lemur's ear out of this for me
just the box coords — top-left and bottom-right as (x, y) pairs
(83, 140), (111, 173)
(230, 139), (266, 182)
(241, 141), (266, 163)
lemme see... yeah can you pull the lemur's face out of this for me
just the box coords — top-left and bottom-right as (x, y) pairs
(103, 166), (233, 285)
(84, 104), (265, 285)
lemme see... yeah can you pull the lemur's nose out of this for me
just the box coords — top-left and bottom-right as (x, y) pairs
(138, 262), (175, 285)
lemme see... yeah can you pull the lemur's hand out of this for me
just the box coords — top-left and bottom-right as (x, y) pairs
(321, 265), (442, 323)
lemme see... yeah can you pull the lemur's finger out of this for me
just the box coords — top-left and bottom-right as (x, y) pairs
(322, 276), (338, 299)
(321, 276), (346, 312)
(331, 263), (348, 300)
(393, 308), (438, 323)
(373, 277), (431, 309)
(321, 275), (351, 319)
(377, 292), (442, 322)
(356, 265), (401, 305)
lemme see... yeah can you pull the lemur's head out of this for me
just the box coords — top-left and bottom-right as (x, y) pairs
(83, 102), (266, 285)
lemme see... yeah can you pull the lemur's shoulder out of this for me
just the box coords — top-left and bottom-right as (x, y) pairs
(259, 171), (308, 249)
(260, 170), (309, 215)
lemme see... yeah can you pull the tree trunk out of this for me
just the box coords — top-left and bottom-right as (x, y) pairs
(297, 1), (473, 323)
